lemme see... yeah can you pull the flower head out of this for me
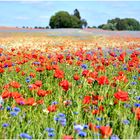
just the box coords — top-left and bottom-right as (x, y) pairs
(20, 133), (32, 139)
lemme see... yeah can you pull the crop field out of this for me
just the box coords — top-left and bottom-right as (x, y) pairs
(0, 30), (140, 139)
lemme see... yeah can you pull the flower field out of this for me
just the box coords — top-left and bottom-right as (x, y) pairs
(0, 33), (140, 139)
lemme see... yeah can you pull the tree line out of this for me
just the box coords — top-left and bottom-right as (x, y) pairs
(20, 9), (140, 31)
(98, 18), (140, 31)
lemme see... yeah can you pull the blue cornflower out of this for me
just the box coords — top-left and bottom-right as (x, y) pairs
(45, 128), (55, 132)
(2, 123), (9, 128)
(52, 61), (57, 65)
(13, 107), (21, 112)
(20, 133), (32, 139)
(0, 106), (4, 110)
(113, 64), (116, 67)
(33, 61), (40, 65)
(12, 63), (16, 66)
(48, 132), (55, 137)
(59, 118), (66, 123)
(26, 77), (30, 83)
(74, 124), (84, 131)
(10, 111), (18, 116)
(48, 55), (51, 59)
(136, 96), (140, 100)
(73, 112), (78, 115)
(54, 117), (59, 122)
(58, 113), (66, 118)
(83, 125), (88, 129)
(96, 125), (100, 129)
(51, 101), (58, 105)
(124, 103), (131, 108)
(60, 121), (66, 126)
(4, 64), (8, 68)
(131, 82), (137, 85)
(81, 64), (88, 69)
(132, 76), (137, 80)
(96, 117), (102, 121)
(134, 103), (140, 107)
(6, 106), (11, 111)
(111, 134), (120, 140)
(86, 51), (93, 55)
(123, 67), (127, 70)
(123, 120), (130, 125)
(78, 131), (87, 137)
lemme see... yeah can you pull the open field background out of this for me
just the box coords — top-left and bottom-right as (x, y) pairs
(0, 28), (140, 38)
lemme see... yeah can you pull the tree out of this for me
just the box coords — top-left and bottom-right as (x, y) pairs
(74, 9), (81, 20)
(49, 11), (72, 28)
(98, 18), (140, 31)
(71, 15), (81, 28)
(116, 19), (128, 30)
(81, 19), (88, 28)
(49, 10), (88, 29)
(102, 23), (116, 30)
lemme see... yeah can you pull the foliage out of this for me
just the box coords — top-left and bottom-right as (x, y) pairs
(74, 9), (81, 20)
(98, 18), (140, 31)
(49, 9), (88, 28)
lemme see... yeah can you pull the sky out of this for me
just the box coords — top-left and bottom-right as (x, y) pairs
(0, 1), (140, 27)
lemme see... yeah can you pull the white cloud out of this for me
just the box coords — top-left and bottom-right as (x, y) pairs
(15, 16), (30, 20)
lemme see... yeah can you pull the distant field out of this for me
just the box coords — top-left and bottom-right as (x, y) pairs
(0, 28), (140, 38)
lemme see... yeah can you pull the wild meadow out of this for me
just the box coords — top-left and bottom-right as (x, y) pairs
(0, 33), (140, 139)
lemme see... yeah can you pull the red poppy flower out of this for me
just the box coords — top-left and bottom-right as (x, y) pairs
(37, 89), (47, 97)
(97, 76), (109, 85)
(35, 80), (42, 87)
(21, 71), (26, 76)
(88, 123), (99, 132)
(54, 69), (64, 79)
(3, 84), (10, 89)
(92, 109), (99, 115)
(82, 69), (89, 77)
(0, 48), (3, 54)
(59, 80), (69, 91)
(36, 67), (44, 72)
(73, 74), (80, 81)
(87, 78), (94, 84)
(0, 67), (4, 73)
(46, 65), (53, 70)
(37, 99), (44, 104)
(11, 92), (21, 99)
(89, 71), (98, 79)
(83, 96), (91, 104)
(47, 105), (57, 112)
(114, 90), (129, 101)
(15, 97), (26, 105)
(62, 135), (73, 140)
(2, 90), (11, 99)
(29, 84), (38, 90)
(100, 126), (112, 138)
(10, 81), (21, 88)
(11, 48), (15, 52)
(30, 72), (36, 78)
(15, 67), (21, 73)
(26, 98), (36, 106)
(135, 108), (140, 120)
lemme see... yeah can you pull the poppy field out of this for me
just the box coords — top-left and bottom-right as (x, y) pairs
(0, 33), (140, 139)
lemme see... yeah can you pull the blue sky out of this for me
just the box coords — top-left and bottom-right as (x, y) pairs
(0, 1), (140, 27)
